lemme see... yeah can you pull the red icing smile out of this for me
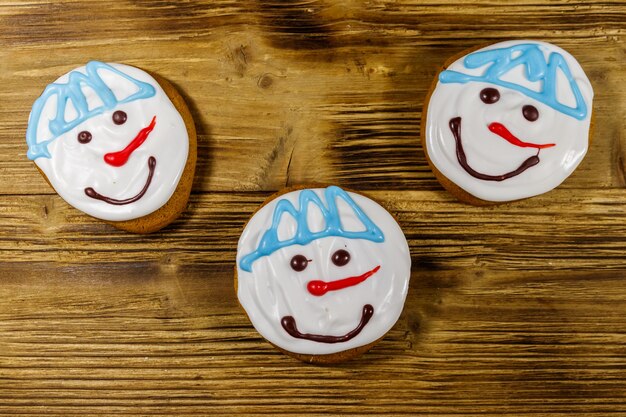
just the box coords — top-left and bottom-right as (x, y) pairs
(104, 116), (157, 167)
(488, 122), (555, 149)
(307, 265), (380, 296)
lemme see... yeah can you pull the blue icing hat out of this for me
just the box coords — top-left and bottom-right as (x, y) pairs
(439, 42), (588, 120)
(239, 186), (385, 273)
(26, 61), (156, 160)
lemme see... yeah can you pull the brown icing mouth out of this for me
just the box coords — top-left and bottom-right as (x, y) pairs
(84, 156), (156, 205)
(280, 304), (374, 344)
(450, 117), (540, 182)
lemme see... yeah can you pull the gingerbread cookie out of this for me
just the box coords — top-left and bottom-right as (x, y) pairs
(26, 61), (196, 233)
(422, 40), (594, 204)
(236, 186), (411, 363)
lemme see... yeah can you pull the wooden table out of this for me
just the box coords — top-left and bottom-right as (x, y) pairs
(1, 1), (625, 415)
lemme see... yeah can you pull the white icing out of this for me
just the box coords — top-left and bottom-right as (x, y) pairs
(236, 188), (411, 356)
(425, 40), (593, 202)
(31, 63), (189, 221)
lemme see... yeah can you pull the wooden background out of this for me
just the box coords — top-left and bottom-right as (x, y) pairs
(1, 1), (625, 415)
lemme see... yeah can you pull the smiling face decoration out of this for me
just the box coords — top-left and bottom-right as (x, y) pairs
(236, 186), (411, 357)
(424, 40), (594, 202)
(26, 61), (189, 221)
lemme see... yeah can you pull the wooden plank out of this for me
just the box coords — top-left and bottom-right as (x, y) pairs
(0, 265), (624, 415)
(2, 190), (626, 270)
(1, 2), (624, 193)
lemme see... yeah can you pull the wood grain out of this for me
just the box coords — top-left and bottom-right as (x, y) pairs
(1, 1), (625, 415)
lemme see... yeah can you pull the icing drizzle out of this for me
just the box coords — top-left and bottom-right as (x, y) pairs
(307, 265), (380, 296)
(104, 116), (157, 166)
(487, 122), (555, 149)
(439, 43), (588, 120)
(26, 61), (156, 160)
(450, 117), (540, 181)
(281, 304), (374, 344)
(239, 186), (385, 272)
(84, 156), (156, 205)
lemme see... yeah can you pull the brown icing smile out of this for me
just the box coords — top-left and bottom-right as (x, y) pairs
(84, 156), (156, 205)
(450, 117), (540, 182)
(280, 304), (374, 344)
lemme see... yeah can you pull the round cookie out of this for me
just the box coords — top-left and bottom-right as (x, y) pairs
(26, 61), (196, 233)
(236, 185), (411, 364)
(422, 40), (594, 204)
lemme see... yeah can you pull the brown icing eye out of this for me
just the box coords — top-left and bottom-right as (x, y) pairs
(331, 249), (350, 267)
(112, 110), (127, 125)
(290, 254), (309, 272)
(77, 131), (92, 144)
(480, 87), (500, 104)
(522, 105), (539, 122)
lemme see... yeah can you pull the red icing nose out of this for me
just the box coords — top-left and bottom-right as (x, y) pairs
(488, 122), (555, 149)
(307, 265), (380, 296)
(104, 116), (157, 167)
